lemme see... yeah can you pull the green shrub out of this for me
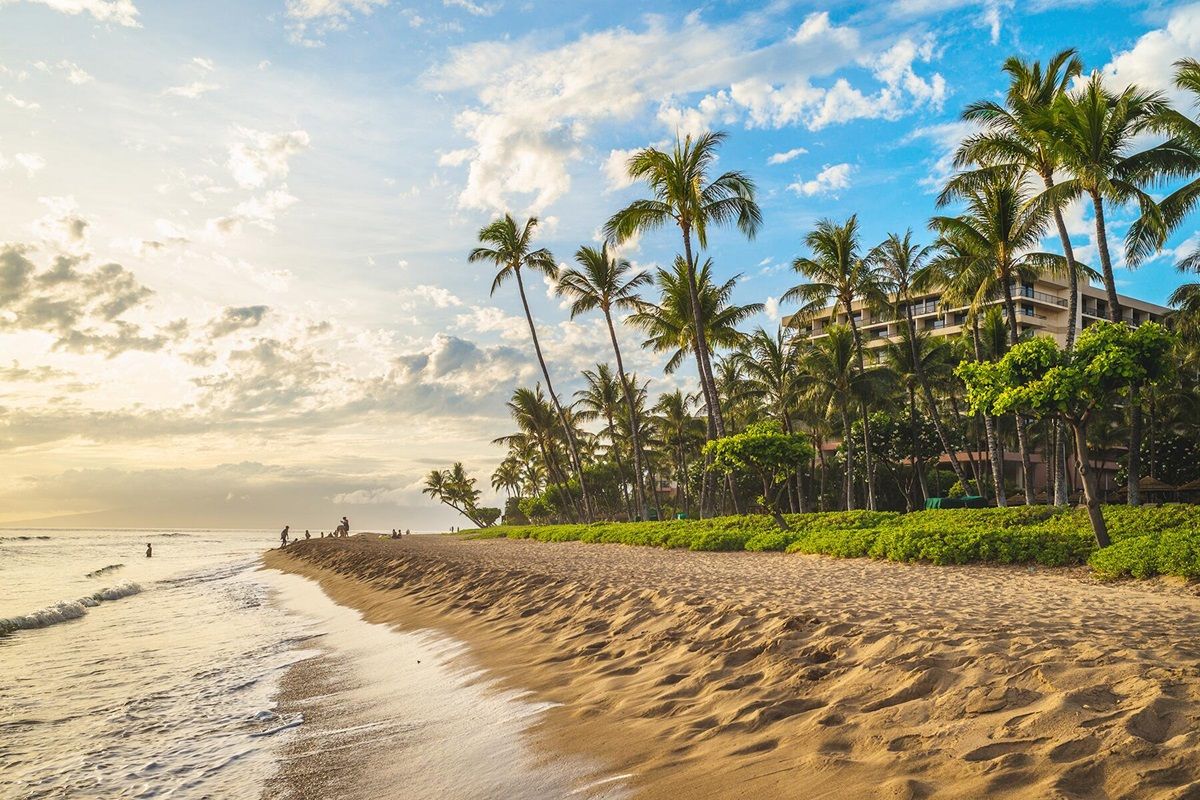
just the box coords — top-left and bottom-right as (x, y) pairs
(472, 504), (1200, 580)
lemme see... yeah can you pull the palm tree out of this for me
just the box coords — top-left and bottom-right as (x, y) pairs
(491, 457), (523, 499)
(785, 215), (888, 509)
(948, 49), (1084, 349)
(575, 363), (634, 518)
(500, 385), (579, 521)
(872, 230), (973, 493)
(653, 389), (706, 518)
(802, 325), (892, 510)
(630, 256), (760, 516)
(469, 214), (592, 521)
(931, 173), (1065, 504)
(605, 131), (762, 441)
(1045, 72), (1180, 322)
(1044, 74), (1192, 507)
(557, 244), (652, 518)
(735, 327), (811, 511)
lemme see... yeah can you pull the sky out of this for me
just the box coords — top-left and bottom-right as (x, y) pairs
(1, 0), (1198, 530)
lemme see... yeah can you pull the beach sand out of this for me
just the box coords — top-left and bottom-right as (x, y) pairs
(265, 535), (1200, 799)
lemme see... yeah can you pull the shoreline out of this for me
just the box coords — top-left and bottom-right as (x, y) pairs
(265, 535), (1200, 799)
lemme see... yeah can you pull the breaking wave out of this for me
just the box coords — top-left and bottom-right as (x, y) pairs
(85, 563), (125, 578)
(0, 582), (143, 636)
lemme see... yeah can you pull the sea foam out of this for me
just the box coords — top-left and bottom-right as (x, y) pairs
(0, 582), (142, 635)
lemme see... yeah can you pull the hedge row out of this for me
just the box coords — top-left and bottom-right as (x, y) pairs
(470, 504), (1200, 580)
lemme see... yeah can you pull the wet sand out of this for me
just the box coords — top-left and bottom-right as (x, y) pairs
(265, 535), (1200, 799)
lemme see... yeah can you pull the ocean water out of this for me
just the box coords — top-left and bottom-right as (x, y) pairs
(0, 530), (630, 799)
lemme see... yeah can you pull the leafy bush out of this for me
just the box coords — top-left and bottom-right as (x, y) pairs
(474, 504), (1200, 580)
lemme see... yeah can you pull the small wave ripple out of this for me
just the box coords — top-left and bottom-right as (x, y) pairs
(85, 563), (125, 579)
(0, 582), (143, 636)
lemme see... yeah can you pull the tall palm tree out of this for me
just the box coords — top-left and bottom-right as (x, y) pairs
(491, 457), (523, 499)
(931, 173), (1066, 504)
(785, 215), (888, 509)
(557, 244), (652, 518)
(469, 214), (592, 521)
(1045, 74), (1191, 507)
(1044, 72), (1179, 322)
(873, 230), (973, 493)
(630, 256), (759, 516)
(948, 49), (1084, 348)
(605, 131), (762, 441)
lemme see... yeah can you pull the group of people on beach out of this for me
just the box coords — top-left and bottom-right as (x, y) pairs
(279, 517), (349, 547)
(390, 529), (411, 538)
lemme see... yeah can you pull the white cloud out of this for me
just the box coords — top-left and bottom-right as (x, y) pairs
(192, 57), (215, 72)
(427, 9), (944, 212)
(788, 162), (853, 196)
(164, 80), (219, 99)
(443, 0), (499, 15)
(226, 129), (311, 189)
(283, 0), (388, 43)
(889, 0), (1014, 44)
(767, 147), (807, 165)
(31, 196), (90, 255)
(764, 296), (780, 321)
(32, 59), (93, 84)
(602, 148), (641, 191)
(2, 0), (140, 27)
(206, 187), (299, 237)
(905, 120), (977, 193)
(14, 152), (46, 175)
(1102, 3), (1200, 104)
(5, 94), (40, 110)
(397, 284), (463, 310)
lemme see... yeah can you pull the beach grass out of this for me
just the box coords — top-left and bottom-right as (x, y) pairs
(470, 504), (1200, 580)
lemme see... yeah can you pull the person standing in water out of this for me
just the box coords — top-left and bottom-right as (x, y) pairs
(280, 525), (290, 547)
(146, 543), (152, 558)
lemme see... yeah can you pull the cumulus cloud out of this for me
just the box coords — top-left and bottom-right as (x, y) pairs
(397, 284), (464, 310)
(0, 244), (169, 357)
(208, 305), (270, 338)
(226, 129), (310, 189)
(32, 196), (90, 255)
(427, 9), (944, 212)
(889, 0), (1014, 44)
(767, 147), (807, 165)
(1102, 3), (1200, 104)
(1, 0), (139, 26)
(789, 162), (853, 196)
(905, 120), (977, 193)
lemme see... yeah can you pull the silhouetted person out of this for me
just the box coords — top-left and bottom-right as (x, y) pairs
(281, 525), (290, 547)
(305, 530), (311, 540)
(146, 543), (152, 558)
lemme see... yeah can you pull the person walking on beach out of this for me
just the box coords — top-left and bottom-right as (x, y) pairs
(146, 543), (152, 558)
(280, 525), (290, 547)
(341, 516), (350, 537)
(305, 530), (311, 540)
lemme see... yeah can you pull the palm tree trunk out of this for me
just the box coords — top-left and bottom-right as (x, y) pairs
(680, 229), (725, 438)
(844, 305), (874, 510)
(842, 409), (856, 511)
(904, 303), (971, 493)
(1001, 277), (1036, 504)
(1046, 171), (1078, 509)
(1128, 395), (1143, 506)
(815, 441), (828, 512)
(973, 319), (1007, 507)
(909, 387), (930, 502)
(1091, 192), (1123, 324)
(605, 310), (648, 519)
(515, 268), (592, 521)
(605, 412), (632, 520)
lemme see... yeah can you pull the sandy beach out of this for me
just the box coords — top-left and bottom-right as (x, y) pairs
(265, 536), (1200, 799)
